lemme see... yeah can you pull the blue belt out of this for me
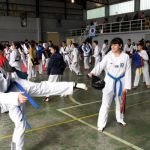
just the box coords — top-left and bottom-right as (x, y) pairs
(6, 81), (40, 129)
(13, 81), (39, 109)
(107, 73), (125, 96)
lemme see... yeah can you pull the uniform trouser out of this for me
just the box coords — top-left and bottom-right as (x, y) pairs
(84, 57), (90, 69)
(89, 55), (92, 63)
(9, 106), (26, 150)
(42, 54), (46, 66)
(45, 58), (50, 68)
(48, 75), (62, 82)
(71, 63), (80, 75)
(94, 57), (100, 67)
(64, 55), (71, 70)
(97, 92), (124, 129)
(46, 75), (62, 97)
(7, 78), (74, 150)
(134, 65), (150, 87)
(27, 61), (36, 79)
(38, 59), (43, 74)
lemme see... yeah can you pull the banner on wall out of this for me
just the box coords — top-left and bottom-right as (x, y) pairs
(20, 11), (27, 28)
(89, 25), (96, 37)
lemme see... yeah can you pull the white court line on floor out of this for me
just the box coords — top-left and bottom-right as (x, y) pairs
(61, 89), (150, 110)
(57, 89), (150, 150)
(68, 95), (82, 105)
(58, 109), (143, 150)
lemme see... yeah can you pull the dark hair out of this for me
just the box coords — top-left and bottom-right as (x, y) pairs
(137, 42), (144, 47)
(93, 40), (98, 45)
(127, 39), (131, 42)
(90, 21), (94, 26)
(111, 37), (123, 50)
(0, 44), (4, 51)
(72, 43), (78, 48)
(12, 42), (18, 47)
(51, 45), (59, 53)
(4, 44), (10, 48)
(62, 41), (66, 44)
(38, 41), (43, 44)
(104, 39), (108, 44)
(30, 41), (36, 48)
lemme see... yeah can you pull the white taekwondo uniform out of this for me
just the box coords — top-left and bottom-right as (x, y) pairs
(9, 49), (21, 71)
(133, 50), (150, 87)
(60, 46), (71, 70)
(90, 51), (131, 130)
(101, 43), (109, 59)
(93, 45), (101, 67)
(71, 47), (80, 75)
(0, 67), (78, 150)
(81, 44), (91, 69)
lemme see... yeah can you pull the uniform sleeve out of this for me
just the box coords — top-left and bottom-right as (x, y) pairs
(73, 50), (78, 63)
(124, 56), (131, 90)
(9, 51), (16, 66)
(139, 51), (149, 61)
(123, 44), (127, 52)
(101, 44), (105, 52)
(91, 55), (107, 76)
(93, 46), (99, 57)
(59, 48), (63, 54)
(0, 92), (20, 106)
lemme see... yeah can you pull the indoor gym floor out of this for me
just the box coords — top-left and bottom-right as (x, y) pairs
(0, 65), (150, 150)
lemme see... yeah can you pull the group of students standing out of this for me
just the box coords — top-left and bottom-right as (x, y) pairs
(0, 37), (150, 149)
(3, 38), (150, 90)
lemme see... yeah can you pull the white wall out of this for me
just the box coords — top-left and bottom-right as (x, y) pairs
(41, 19), (86, 42)
(0, 16), (37, 42)
(0, 16), (85, 42)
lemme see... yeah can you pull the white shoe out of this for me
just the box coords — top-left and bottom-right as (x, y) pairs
(98, 127), (104, 132)
(117, 120), (126, 126)
(76, 83), (88, 90)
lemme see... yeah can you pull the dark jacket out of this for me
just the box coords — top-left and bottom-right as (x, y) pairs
(47, 53), (66, 75)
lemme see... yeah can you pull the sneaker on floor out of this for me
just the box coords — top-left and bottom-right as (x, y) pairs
(77, 72), (82, 76)
(98, 127), (104, 132)
(117, 120), (126, 126)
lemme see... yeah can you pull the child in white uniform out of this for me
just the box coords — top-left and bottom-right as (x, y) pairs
(60, 41), (71, 70)
(81, 42), (91, 70)
(88, 37), (131, 131)
(9, 42), (21, 71)
(101, 40), (109, 59)
(133, 42), (150, 88)
(70, 43), (81, 75)
(92, 40), (101, 67)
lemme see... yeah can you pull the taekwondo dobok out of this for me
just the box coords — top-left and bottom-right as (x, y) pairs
(133, 42), (150, 88)
(70, 43), (81, 75)
(0, 50), (87, 150)
(92, 41), (101, 67)
(88, 37), (131, 131)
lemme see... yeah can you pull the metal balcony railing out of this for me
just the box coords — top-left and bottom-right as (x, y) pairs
(68, 18), (150, 37)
